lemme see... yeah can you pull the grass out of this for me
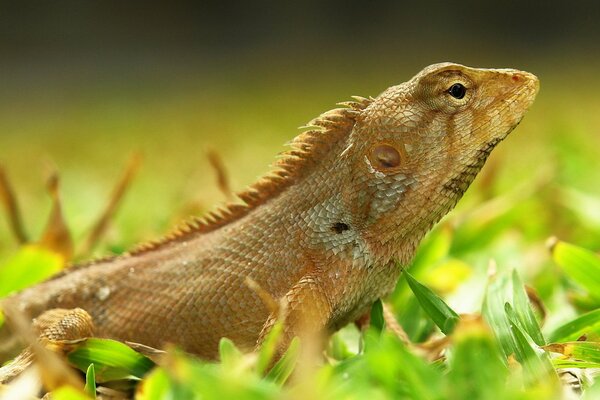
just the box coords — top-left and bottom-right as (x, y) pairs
(1, 61), (600, 398)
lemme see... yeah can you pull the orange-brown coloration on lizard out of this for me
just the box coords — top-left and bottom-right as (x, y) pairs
(1, 63), (539, 360)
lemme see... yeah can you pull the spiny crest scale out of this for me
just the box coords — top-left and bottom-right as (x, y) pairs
(128, 96), (372, 256)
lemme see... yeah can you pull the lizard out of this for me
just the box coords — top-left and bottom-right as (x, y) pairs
(0, 62), (539, 367)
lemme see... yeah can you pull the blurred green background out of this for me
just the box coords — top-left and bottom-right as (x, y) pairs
(1, 1), (599, 263)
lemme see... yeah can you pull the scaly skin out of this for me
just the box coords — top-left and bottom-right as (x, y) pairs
(1, 63), (539, 361)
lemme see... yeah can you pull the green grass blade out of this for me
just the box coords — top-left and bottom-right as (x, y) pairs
(68, 338), (155, 382)
(369, 299), (385, 333)
(483, 269), (544, 358)
(511, 270), (545, 345)
(552, 240), (600, 302)
(552, 359), (600, 369)
(265, 337), (300, 385)
(569, 341), (600, 363)
(545, 341), (600, 364)
(505, 303), (557, 385)
(549, 308), (600, 342)
(483, 273), (515, 358)
(84, 363), (96, 399)
(404, 271), (459, 335)
(256, 320), (283, 376)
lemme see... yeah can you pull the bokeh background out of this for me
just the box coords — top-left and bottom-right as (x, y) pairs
(1, 1), (600, 270)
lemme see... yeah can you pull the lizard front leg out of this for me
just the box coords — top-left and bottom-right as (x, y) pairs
(256, 272), (336, 360)
(0, 308), (94, 384)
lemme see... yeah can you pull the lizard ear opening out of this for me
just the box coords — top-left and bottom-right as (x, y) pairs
(369, 143), (404, 171)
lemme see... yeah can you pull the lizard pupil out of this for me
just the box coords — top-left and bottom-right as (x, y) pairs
(448, 83), (466, 99)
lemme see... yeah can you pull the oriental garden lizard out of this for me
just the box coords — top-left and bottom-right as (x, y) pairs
(0, 63), (539, 374)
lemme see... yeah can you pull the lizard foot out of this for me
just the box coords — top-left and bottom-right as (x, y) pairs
(0, 308), (93, 384)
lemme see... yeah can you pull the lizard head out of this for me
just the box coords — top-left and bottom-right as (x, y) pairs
(345, 63), (539, 262)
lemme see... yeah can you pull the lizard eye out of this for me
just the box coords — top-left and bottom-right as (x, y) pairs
(370, 143), (402, 170)
(448, 83), (466, 99)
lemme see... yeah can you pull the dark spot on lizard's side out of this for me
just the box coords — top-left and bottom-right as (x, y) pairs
(331, 222), (350, 234)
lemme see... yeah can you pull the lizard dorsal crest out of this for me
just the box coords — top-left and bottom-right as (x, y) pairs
(129, 96), (372, 255)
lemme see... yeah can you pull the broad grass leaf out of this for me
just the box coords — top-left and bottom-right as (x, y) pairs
(405, 271), (459, 335)
(68, 338), (154, 382)
(549, 308), (600, 342)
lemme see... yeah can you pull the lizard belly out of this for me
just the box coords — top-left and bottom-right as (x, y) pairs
(90, 262), (273, 359)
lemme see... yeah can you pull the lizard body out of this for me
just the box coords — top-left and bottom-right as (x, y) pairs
(1, 63), (539, 360)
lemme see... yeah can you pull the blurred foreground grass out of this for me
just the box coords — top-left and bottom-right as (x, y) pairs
(1, 60), (600, 398)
